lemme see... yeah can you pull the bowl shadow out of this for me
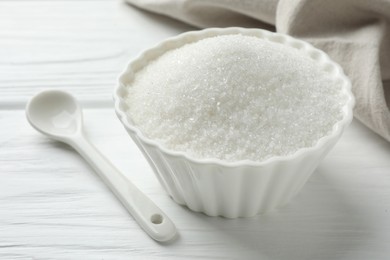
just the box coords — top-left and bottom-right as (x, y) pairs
(190, 168), (374, 259)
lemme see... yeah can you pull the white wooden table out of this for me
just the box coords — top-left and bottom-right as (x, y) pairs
(1, 1), (390, 259)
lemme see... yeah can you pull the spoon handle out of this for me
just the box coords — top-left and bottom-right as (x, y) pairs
(69, 134), (177, 242)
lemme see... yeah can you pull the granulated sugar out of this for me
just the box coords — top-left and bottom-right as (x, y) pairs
(126, 34), (346, 162)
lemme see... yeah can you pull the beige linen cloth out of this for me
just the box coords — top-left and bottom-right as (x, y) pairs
(127, 0), (390, 142)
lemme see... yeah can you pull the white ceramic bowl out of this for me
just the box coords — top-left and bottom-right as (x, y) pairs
(114, 28), (355, 218)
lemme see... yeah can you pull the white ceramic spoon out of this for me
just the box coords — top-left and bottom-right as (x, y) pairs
(26, 89), (177, 242)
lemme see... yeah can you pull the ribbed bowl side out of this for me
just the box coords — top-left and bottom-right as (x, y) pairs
(127, 130), (187, 205)
(127, 127), (342, 218)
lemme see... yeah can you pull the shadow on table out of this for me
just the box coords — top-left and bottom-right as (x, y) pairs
(189, 169), (373, 259)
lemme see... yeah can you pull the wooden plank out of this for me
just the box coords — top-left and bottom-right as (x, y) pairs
(1, 109), (390, 259)
(0, 1), (194, 107)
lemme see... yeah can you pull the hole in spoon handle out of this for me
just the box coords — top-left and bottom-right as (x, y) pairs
(150, 213), (164, 224)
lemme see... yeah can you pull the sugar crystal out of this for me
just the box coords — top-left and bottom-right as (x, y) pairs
(126, 35), (346, 162)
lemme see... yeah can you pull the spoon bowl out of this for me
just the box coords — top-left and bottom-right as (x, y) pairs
(26, 90), (81, 140)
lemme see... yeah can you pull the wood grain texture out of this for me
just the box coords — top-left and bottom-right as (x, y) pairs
(1, 109), (390, 259)
(1, 0), (390, 259)
(0, 0), (194, 108)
